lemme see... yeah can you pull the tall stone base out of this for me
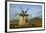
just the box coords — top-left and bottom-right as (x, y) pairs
(19, 16), (28, 26)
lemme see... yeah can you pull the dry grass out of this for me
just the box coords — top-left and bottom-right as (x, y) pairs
(10, 18), (42, 29)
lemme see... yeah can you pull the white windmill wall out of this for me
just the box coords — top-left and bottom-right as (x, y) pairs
(19, 16), (29, 26)
(19, 16), (24, 26)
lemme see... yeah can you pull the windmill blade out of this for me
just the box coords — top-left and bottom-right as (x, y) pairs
(26, 7), (30, 12)
(19, 6), (23, 11)
(14, 12), (20, 16)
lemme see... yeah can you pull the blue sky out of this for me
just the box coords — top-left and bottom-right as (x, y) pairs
(9, 4), (42, 20)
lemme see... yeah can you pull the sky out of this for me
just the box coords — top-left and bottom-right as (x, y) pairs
(9, 4), (42, 20)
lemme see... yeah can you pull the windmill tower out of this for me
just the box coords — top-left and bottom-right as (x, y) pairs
(19, 7), (29, 26)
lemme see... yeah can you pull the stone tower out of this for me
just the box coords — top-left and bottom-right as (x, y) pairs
(19, 11), (28, 26)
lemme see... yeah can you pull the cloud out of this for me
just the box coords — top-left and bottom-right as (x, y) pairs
(9, 4), (42, 20)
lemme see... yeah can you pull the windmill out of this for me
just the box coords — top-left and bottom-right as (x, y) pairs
(19, 6), (29, 26)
